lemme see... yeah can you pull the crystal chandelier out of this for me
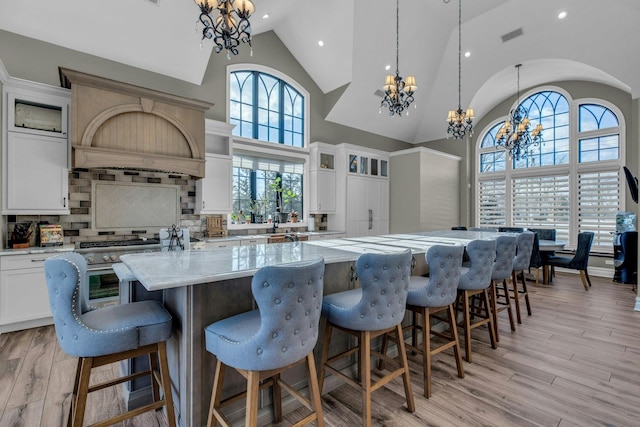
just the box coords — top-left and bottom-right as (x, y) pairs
(194, 0), (255, 59)
(495, 64), (543, 160)
(446, 0), (474, 139)
(380, 0), (417, 117)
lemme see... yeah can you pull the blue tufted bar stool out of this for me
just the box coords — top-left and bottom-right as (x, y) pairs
(400, 244), (465, 398)
(455, 239), (497, 363)
(510, 231), (535, 323)
(205, 258), (325, 427)
(44, 252), (176, 427)
(490, 235), (517, 342)
(318, 250), (414, 427)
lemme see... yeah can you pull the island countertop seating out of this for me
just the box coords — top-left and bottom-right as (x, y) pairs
(118, 229), (554, 427)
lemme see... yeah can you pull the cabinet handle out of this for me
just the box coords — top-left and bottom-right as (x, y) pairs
(369, 209), (373, 230)
(31, 259), (48, 262)
(63, 197), (67, 208)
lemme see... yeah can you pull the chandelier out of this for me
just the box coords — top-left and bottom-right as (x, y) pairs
(380, 0), (417, 117)
(495, 64), (543, 160)
(446, 0), (474, 139)
(194, 0), (255, 59)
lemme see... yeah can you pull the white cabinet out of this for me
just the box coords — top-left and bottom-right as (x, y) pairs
(346, 176), (389, 237)
(0, 253), (57, 331)
(196, 154), (233, 214)
(331, 144), (390, 237)
(309, 142), (336, 213)
(205, 239), (240, 248)
(4, 132), (69, 214)
(196, 120), (234, 214)
(2, 81), (71, 215)
(309, 170), (336, 213)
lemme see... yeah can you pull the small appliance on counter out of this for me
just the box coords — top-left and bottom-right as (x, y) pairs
(39, 224), (64, 247)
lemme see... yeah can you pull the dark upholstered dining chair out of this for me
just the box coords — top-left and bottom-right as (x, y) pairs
(546, 232), (595, 291)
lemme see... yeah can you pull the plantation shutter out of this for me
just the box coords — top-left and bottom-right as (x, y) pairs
(478, 179), (506, 226)
(577, 171), (620, 252)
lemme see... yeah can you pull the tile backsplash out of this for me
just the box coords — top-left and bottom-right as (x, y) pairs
(6, 168), (204, 247)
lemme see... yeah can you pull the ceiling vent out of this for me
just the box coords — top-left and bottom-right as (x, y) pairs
(501, 28), (524, 43)
(145, 0), (159, 4)
(374, 89), (385, 98)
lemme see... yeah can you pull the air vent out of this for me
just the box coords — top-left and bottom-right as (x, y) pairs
(374, 89), (385, 98)
(145, 0), (158, 4)
(501, 28), (523, 43)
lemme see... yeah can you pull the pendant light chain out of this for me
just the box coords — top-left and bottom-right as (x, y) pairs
(457, 0), (462, 110)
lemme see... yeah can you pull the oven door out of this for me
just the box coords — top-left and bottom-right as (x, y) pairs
(87, 267), (119, 307)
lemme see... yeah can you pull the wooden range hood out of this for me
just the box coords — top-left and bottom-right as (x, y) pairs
(59, 68), (214, 178)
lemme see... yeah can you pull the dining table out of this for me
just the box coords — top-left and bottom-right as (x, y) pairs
(538, 238), (567, 284)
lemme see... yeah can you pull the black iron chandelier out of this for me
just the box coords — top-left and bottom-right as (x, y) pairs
(194, 0), (255, 59)
(495, 64), (543, 160)
(380, 0), (417, 117)
(446, 0), (474, 139)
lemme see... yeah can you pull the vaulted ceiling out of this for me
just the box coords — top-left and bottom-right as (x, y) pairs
(1, 0), (638, 143)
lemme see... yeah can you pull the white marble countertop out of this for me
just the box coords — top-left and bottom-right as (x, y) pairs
(0, 244), (75, 256)
(121, 242), (360, 291)
(120, 231), (493, 292)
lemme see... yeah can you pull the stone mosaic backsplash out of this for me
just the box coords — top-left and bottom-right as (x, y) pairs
(7, 168), (203, 246)
(6, 169), (326, 247)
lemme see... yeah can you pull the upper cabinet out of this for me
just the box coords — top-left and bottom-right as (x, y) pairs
(309, 142), (336, 213)
(2, 80), (71, 215)
(347, 152), (388, 178)
(196, 120), (234, 214)
(8, 91), (68, 138)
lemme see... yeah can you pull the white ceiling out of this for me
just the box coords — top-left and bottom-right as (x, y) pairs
(1, 0), (638, 143)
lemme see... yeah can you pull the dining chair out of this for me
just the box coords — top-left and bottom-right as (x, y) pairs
(204, 258), (325, 427)
(490, 235), (517, 341)
(318, 250), (414, 427)
(546, 232), (595, 291)
(498, 226), (525, 233)
(510, 231), (535, 323)
(44, 252), (176, 427)
(391, 244), (465, 398)
(528, 228), (557, 282)
(456, 239), (497, 363)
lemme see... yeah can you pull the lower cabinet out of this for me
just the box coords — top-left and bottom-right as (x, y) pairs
(0, 253), (57, 330)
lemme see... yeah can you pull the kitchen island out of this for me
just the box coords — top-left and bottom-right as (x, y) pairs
(119, 231), (502, 427)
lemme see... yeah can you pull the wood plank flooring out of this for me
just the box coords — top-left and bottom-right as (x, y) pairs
(1, 272), (638, 426)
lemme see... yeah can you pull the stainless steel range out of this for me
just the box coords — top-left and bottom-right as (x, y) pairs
(75, 239), (160, 305)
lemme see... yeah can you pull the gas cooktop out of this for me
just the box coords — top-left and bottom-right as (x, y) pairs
(77, 239), (160, 249)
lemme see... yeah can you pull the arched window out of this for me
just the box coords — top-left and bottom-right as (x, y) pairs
(476, 88), (624, 252)
(228, 66), (309, 225)
(230, 70), (305, 147)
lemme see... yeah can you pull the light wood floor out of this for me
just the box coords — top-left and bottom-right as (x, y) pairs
(1, 272), (639, 427)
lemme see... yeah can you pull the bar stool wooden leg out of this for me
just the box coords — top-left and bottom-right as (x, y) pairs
(421, 310), (432, 398)
(511, 272), (523, 324)
(396, 323), (415, 413)
(208, 360), (226, 427)
(157, 342), (176, 426)
(461, 290), (473, 363)
(317, 322), (333, 395)
(448, 304), (465, 381)
(246, 371), (260, 427)
(490, 281), (500, 342)
(306, 353), (325, 427)
(272, 373), (283, 423)
(482, 289), (498, 350)
(502, 279), (516, 331)
(360, 331), (372, 427)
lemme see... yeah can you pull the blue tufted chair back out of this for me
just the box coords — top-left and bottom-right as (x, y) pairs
(250, 258), (324, 369)
(458, 239), (497, 291)
(45, 252), (173, 358)
(407, 244), (464, 308)
(491, 235), (517, 281)
(349, 249), (412, 331)
(512, 231), (535, 271)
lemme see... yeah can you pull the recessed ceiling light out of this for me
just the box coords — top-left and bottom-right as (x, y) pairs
(318, 40), (324, 47)
(464, 51), (471, 58)
(262, 13), (270, 19)
(558, 11), (567, 20)
(385, 65), (391, 71)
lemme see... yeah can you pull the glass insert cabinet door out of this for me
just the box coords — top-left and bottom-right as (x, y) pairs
(360, 156), (369, 174)
(349, 154), (358, 173)
(320, 152), (334, 170)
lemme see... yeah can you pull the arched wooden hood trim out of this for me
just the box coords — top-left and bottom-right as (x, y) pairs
(59, 68), (213, 178)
